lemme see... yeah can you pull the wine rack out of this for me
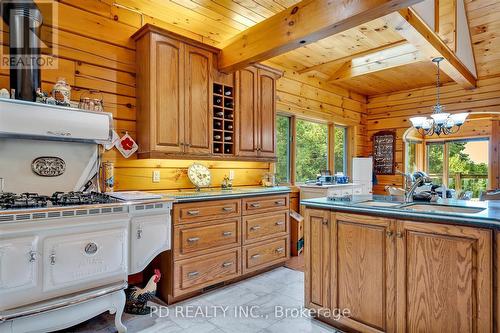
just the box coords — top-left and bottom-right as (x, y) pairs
(212, 83), (234, 155)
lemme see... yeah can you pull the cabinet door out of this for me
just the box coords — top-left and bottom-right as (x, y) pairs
(304, 208), (331, 310)
(236, 67), (259, 157)
(331, 213), (396, 333)
(151, 33), (185, 153)
(257, 69), (277, 158)
(0, 236), (38, 293)
(396, 220), (492, 333)
(184, 45), (213, 155)
(130, 214), (171, 274)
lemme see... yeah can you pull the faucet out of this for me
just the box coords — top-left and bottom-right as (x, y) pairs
(404, 177), (425, 203)
(397, 171), (431, 203)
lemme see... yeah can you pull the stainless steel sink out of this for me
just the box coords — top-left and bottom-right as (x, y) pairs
(357, 200), (402, 207)
(401, 204), (485, 214)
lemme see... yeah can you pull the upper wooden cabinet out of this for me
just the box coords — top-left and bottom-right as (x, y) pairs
(235, 65), (281, 159)
(133, 25), (216, 159)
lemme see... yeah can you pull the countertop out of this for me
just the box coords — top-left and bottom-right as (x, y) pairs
(160, 186), (291, 202)
(301, 195), (500, 229)
(299, 183), (359, 189)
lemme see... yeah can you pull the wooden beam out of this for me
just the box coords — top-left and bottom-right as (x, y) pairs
(297, 40), (407, 74)
(383, 8), (476, 88)
(328, 43), (423, 81)
(217, 0), (425, 72)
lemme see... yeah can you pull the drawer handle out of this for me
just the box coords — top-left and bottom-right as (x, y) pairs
(250, 203), (261, 208)
(251, 254), (261, 260)
(187, 237), (200, 243)
(250, 225), (261, 231)
(136, 227), (143, 239)
(275, 221), (284, 226)
(49, 253), (56, 265)
(187, 271), (199, 278)
(222, 231), (233, 237)
(222, 261), (233, 268)
(275, 201), (285, 205)
(276, 247), (284, 254)
(187, 210), (200, 216)
(222, 207), (234, 212)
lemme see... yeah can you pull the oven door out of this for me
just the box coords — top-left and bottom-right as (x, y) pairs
(43, 226), (127, 292)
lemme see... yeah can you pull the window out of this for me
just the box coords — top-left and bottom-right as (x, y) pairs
(334, 126), (347, 174)
(447, 139), (489, 198)
(426, 142), (444, 185)
(295, 119), (328, 182)
(425, 139), (489, 199)
(276, 115), (291, 184)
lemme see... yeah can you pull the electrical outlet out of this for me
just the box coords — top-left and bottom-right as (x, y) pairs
(229, 170), (235, 180)
(152, 170), (161, 183)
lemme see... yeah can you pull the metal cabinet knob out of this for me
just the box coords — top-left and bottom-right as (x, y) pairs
(187, 237), (200, 243)
(250, 225), (261, 231)
(222, 207), (233, 212)
(322, 218), (329, 225)
(386, 231), (394, 238)
(250, 203), (261, 208)
(49, 253), (56, 265)
(222, 231), (232, 237)
(187, 271), (199, 278)
(275, 201), (284, 205)
(276, 247), (284, 254)
(137, 228), (143, 239)
(251, 254), (261, 260)
(28, 251), (37, 263)
(275, 221), (284, 226)
(222, 261), (233, 268)
(396, 232), (403, 238)
(187, 210), (200, 216)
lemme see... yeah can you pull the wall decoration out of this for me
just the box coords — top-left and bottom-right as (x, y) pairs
(32, 156), (66, 177)
(372, 131), (396, 175)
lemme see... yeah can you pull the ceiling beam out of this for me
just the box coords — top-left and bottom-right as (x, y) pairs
(217, 0), (425, 73)
(297, 40), (407, 74)
(383, 8), (476, 88)
(328, 43), (423, 81)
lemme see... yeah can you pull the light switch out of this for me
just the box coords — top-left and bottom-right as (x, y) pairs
(229, 170), (235, 180)
(152, 170), (161, 183)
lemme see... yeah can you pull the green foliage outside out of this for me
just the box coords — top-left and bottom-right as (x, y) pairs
(295, 119), (328, 182)
(334, 126), (346, 174)
(276, 115), (290, 183)
(427, 141), (488, 198)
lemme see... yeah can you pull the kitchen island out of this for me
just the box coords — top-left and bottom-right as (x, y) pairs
(301, 195), (500, 333)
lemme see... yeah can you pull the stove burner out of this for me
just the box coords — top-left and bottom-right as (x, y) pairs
(50, 191), (116, 206)
(0, 192), (49, 209)
(0, 191), (117, 209)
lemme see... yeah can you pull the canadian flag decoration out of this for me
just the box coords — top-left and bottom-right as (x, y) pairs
(115, 132), (138, 158)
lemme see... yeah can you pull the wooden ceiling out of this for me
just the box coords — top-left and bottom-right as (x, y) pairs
(116, 0), (500, 96)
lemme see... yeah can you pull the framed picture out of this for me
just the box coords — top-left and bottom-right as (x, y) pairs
(372, 131), (396, 175)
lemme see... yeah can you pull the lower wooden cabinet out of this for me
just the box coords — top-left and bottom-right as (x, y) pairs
(160, 194), (290, 303)
(304, 209), (493, 333)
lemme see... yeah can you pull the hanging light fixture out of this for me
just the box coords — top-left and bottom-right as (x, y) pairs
(409, 57), (468, 136)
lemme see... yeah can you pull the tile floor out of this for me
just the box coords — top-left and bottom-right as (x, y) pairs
(64, 267), (342, 333)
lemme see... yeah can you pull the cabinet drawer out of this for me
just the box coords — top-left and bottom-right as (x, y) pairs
(174, 199), (240, 224)
(173, 248), (241, 297)
(242, 195), (289, 215)
(243, 211), (288, 244)
(243, 237), (289, 274)
(174, 218), (241, 259)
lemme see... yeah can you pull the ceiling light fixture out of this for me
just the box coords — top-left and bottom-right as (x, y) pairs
(409, 57), (468, 136)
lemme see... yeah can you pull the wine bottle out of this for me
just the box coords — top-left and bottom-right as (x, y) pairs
(225, 113), (233, 119)
(214, 121), (222, 128)
(224, 136), (232, 141)
(224, 89), (232, 96)
(224, 100), (233, 108)
(214, 147), (220, 153)
(214, 97), (222, 105)
(214, 134), (221, 140)
(225, 148), (231, 153)
(226, 124), (233, 130)
(215, 111), (224, 118)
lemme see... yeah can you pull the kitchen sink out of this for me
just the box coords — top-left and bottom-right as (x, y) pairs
(357, 200), (403, 207)
(401, 204), (485, 214)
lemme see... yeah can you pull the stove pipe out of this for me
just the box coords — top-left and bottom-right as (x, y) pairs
(2, 1), (43, 101)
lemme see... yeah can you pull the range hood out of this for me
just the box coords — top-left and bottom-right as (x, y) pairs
(0, 99), (113, 144)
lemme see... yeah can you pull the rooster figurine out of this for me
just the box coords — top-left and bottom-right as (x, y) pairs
(125, 269), (161, 315)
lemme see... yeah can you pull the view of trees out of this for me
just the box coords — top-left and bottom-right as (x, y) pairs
(334, 126), (346, 174)
(295, 119), (328, 182)
(276, 115), (290, 183)
(427, 140), (489, 198)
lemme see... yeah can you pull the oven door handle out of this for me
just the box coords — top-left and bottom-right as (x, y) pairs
(49, 253), (56, 265)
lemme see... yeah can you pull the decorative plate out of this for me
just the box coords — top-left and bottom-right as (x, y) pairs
(187, 163), (211, 189)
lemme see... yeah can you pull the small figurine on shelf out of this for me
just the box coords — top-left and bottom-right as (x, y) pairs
(221, 175), (232, 190)
(125, 269), (161, 315)
(52, 77), (71, 106)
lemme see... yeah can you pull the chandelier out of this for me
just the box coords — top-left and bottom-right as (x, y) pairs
(409, 57), (468, 136)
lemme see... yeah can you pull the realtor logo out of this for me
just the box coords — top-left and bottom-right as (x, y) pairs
(0, 0), (58, 70)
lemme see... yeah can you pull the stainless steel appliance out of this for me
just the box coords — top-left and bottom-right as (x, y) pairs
(0, 99), (172, 333)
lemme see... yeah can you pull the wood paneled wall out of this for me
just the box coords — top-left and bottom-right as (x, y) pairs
(365, 76), (500, 194)
(0, 0), (367, 191)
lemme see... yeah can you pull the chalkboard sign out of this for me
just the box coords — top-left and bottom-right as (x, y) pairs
(372, 131), (396, 175)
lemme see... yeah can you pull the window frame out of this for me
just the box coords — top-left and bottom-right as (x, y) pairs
(275, 112), (352, 185)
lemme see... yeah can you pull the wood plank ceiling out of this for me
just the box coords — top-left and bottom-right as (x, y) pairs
(114, 0), (500, 96)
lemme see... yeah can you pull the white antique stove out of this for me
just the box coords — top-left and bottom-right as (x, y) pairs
(0, 100), (172, 333)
